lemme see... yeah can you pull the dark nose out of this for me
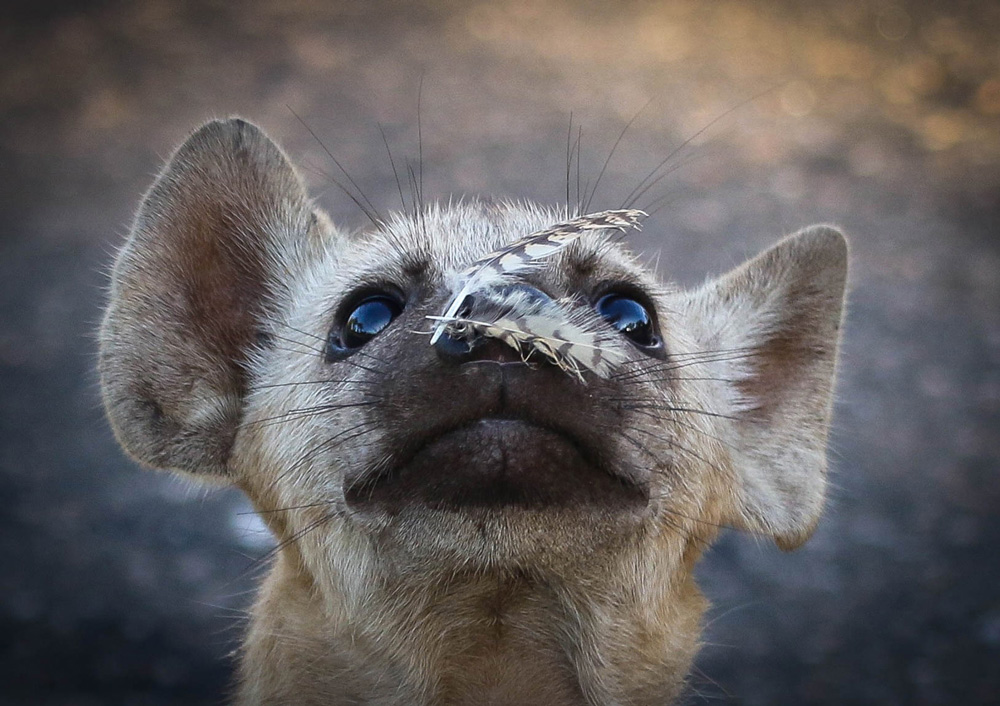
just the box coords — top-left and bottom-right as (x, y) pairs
(433, 322), (480, 362)
(434, 324), (527, 365)
(433, 283), (552, 366)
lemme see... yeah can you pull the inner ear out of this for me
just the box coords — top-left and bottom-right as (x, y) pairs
(100, 118), (318, 478)
(682, 226), (848, 549)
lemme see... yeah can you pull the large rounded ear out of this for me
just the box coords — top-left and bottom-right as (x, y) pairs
(680, 227), (848, 550)
(99, 118), (317, 478)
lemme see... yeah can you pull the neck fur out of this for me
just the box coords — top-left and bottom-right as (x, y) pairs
(238, 527), (708, 705)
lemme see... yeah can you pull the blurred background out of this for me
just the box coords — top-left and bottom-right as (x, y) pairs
(1, 0), (998, 704)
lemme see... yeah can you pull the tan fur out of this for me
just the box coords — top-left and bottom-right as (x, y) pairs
(99, 119), (848, 704)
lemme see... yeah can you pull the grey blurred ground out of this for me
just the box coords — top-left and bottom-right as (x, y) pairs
(1, 0), (998, 704)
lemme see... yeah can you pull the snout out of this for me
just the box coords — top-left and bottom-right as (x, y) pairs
(343, 348), (649, 513)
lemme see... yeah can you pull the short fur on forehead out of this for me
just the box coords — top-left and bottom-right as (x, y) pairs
(327, 201), (656, 302)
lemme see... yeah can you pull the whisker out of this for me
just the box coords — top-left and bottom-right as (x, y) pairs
(378, 122), (408, 213)
(585, 98), (652, 212)
(244, 511), (338, 580)
(671, 375), (742, 384)
(287, 105), (384, 227)
(239, 501), (337, 516)
(275, 419), (381, 485)
(250, 378), (377, 392)
(297, 151), (383, 232)
(240, 400), (382, 430)
(352, 348), (390, 367)
(341, 355), (387, 377)
(623, 424), (734, 486)
(627, 405), (731, 445)
(611, 351), (760, 383)
(269, 333), (324, 355)
(575, 125), (583, 214)
(618, 403), (738, 422)
(667, 349), (758, 361)
(417, 72), (425, 226)
(284, 424), (382, 487)
(622, 345), (758, 362)
(565, 111), (573, 213)
(274, 321), (326, 343)
(269, 345), (323, 358)
(635, 152), (708, 214)
(342, 446), (412, 502)
(613, 355), (753, 381)
(621, 84), (782, 210)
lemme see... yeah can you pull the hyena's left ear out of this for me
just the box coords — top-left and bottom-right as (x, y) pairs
(680, 227), (848, 550)
(99, 118), (323, 479)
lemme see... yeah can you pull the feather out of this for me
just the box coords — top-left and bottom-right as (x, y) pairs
(428, 287), (628, 380)
(429, 209), (646, 344)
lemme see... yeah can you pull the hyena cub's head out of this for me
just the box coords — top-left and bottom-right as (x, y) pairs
(100, 117), (846, 674)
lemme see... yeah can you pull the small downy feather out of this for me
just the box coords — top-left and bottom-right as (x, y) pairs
(429, 209), (646, 344)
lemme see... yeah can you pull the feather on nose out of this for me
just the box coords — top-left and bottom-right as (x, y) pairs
(433, 284), (552, 365)
(429, 282), (626, 379)
(428, 209), (644, 377)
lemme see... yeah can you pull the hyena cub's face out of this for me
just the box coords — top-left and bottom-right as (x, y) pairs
(100, 118), (845, 609)
(246, 204), (678, 570)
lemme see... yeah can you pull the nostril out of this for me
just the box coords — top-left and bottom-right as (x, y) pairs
(434, 328), (478, 362)
(457, 295), (475, 318)
(434, 283), (559, 367)
(436, 334), (529, 367)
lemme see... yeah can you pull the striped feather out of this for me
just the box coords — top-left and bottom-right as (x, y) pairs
(429, 209), (646, 344)
(428, 289), (627, 379)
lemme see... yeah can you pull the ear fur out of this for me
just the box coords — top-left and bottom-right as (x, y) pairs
(99, 118), (315, 477)
(681, 226), (848, 549)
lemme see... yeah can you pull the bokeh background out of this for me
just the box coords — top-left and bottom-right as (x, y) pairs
(2, 0), (998, 704)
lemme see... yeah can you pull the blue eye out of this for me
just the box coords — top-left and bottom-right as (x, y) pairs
(327, 294), (403, 359)
(595, 293), (659, 348)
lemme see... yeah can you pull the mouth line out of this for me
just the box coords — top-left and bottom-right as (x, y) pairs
(346, 415), (644, 507)
(392, 415), (593, 480)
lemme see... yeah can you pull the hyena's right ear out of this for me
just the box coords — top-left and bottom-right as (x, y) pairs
(99, 118), (321, 478)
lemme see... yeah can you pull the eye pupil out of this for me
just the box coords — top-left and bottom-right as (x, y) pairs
(328, 294), (403, 359)
(343, 297), (400, 347)
(596, 294), (657, 347)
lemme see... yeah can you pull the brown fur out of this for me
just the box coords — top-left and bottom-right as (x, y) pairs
(99, 118), (848, 704)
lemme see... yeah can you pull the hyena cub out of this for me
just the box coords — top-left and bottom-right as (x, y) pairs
(99, 118), (847, 705)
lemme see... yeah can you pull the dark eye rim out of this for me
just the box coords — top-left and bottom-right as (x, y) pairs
(325, 286), (406, 361)
(592, 285), (666, 357)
